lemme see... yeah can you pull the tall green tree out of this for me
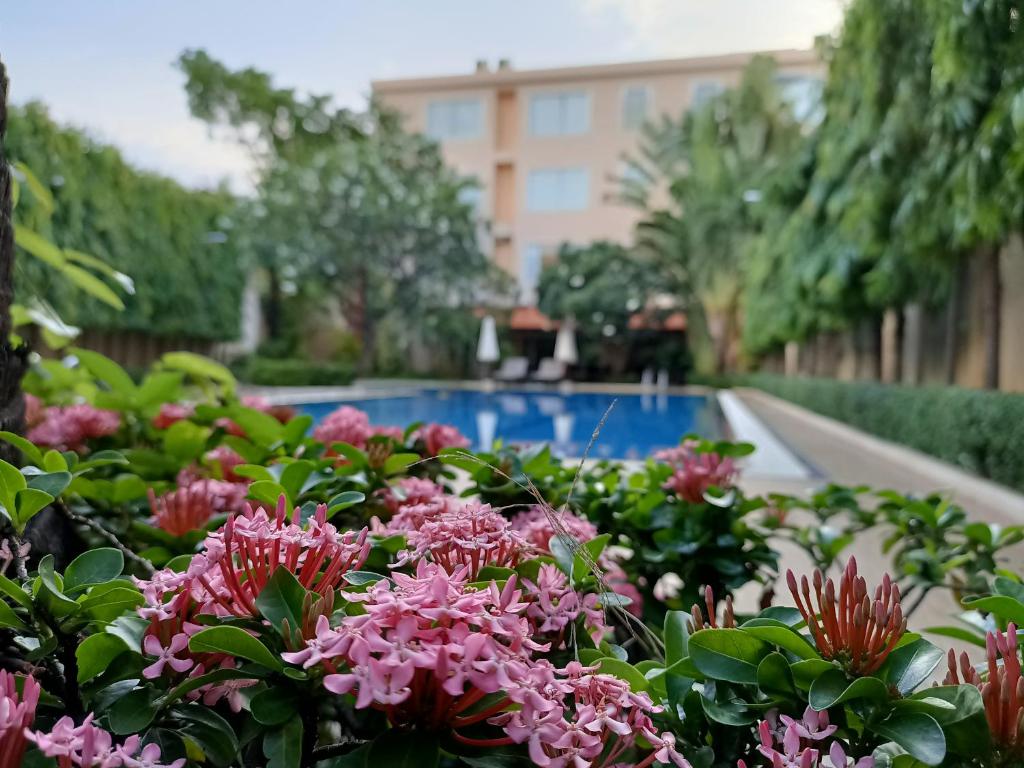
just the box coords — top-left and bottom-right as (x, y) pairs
(179, 51), (501, 373)
(625, 55), (805, 373)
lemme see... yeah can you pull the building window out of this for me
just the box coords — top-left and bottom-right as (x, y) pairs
(622, 85), (650, 129)
(777, 75), (824, 124)
(520, 245), (544, 305)
(426, 98), (482, 140)
(526, 168), (590, 211)
(528, 91), (590, 136)
(457, 185), (483, 216)
(690, 80), (724, 110)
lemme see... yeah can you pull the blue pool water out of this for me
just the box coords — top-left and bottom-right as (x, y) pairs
(298, 389), (724, 460)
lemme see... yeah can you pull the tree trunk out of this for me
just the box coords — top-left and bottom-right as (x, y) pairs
(0, 57), (30, 465)
(356, 268), (375, 376)
(265, 265), (282, 341)
(983, 244), (1002, 390)
(943, 258), (964, 385)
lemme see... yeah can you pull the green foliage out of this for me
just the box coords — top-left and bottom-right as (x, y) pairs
(747, 373), (1024, 490)
(7, 102), (245, 339)
(236, 356), (355, 387)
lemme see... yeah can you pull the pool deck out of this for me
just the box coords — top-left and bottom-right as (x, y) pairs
(733, 387), (1024, 666)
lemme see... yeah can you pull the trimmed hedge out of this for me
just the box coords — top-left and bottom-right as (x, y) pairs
(237, 357), (355, 387)
(745, 374), (1024, 492)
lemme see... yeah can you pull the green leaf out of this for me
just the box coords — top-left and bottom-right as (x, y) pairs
(0, 574), (32, 608)
(188, 626), (282, 670)
(0, 459), (27, 514)
(911, 685), (988, 759)
(14, 488), (53, 532)
(384, 452), (420, 476)
(177, 705), (240, 765)
(108, 688), (158, 734)
(741, 621), (819, 660)
(25, 470), (72, 497)
(881, 638), (944, 695)
(873, 712), (946, 766)
(251, 688), (301, 726)
(756, 652), (797, 697)
(688, 628), (770, 685)
(162, 352), (236, 387)
(15, 226), (66, 268)
(249, 481), (290, 509)
(226, 405), (282, 445)
(80, 585), (144, 621)
(76, 633), (129, 683)
(0, 431), (44, 466)
(13, 162), (54, 214)
(367, 730), (439, 768)
(60, 262), (125, 309)
(162, 420), (212, 462)
(808, 667), (889, 710)
(64, 547), (124, 593)
(0, 599), (28, 631)
(72, 348), (136, 394)
(664, 610), (691, 666)
(961, 595), (1024, 625)
(263, 716), (303, 768)
(255, 568), (307, 639)
(327, 491), (365, 515)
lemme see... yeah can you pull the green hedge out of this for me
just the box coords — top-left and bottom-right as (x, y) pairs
(237, 357), (355, 387)
(745, 374), (1024, 492)
(9, 103), (245, 340)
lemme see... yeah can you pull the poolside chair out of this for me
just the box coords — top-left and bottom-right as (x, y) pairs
(531, 357), (566, 383)
(494, 356), (529, 382)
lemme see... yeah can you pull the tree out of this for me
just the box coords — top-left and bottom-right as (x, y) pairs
(179, 52), (502, 374)
(0, 56), (29, 462)
(624, 55), (805, 373)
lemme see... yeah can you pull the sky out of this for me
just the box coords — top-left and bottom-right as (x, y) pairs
(2, 1), (845, 191)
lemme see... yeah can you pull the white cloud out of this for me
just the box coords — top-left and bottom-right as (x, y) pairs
(576, 0), (845, 59)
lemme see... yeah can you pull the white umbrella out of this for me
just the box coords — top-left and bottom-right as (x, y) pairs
(476, 410), (498, 451)
(477, 315), (500, 363)
(553, 317), (578, 365)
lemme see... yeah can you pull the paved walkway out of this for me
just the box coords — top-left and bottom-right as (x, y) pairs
(733, 388), (1024, 668)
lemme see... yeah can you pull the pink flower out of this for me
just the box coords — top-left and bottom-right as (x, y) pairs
(152, 403), (194, 430)
(0, 670), (40, 768)
(414, 423), (469, 456)
(26, 713), (183, 768)
(27, 403), (121, 451)
(374, 477), (454, 533)
(523, 564), (609, 646)
(313, 406), (373, 449)
(395, 501), (526, 578)
(203, 445), (247, 483)
(660, 447), (737, 504)
(142, 633), (194, 678)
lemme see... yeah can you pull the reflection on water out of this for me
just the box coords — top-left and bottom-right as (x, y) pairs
(300, 389), (724, 458)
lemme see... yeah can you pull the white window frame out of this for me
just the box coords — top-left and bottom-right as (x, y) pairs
(527, 91), (591, 136)
(426, 98), (483, 140)
(525, 168), (590, 212)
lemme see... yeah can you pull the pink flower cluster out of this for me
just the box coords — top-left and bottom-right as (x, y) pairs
(312, 405), (402, 450)
(496, 660), (689, 768)
(739, 708), (873, 768)
(413, 422), (469, 456)
(26, 714), (183, 768)
(26, 403), (121, 452)
(522, 563), (609, 645)
(656, 443), (737, 504)
(394, 500), (527, 579)
(511, 506), (643, 618)
(1, 671), (179, 768)
(148, 481), (243, 537)
(374, 477), (455, 533)
(135, 499), (369, 696)
(0, 670), (39, 768)
(284, 561), (541, 729)
(152, 402), (194, 429)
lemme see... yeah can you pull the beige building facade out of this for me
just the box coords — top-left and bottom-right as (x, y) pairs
(373, 49), (822, 306)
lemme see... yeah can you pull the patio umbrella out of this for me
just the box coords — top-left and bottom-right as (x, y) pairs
(477, 315), (500, 364)
(553, 317), (578, 365)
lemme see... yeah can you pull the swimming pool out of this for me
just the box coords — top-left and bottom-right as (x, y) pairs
(298, 389), (725, 460)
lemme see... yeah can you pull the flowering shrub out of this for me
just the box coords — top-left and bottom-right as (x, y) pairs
(1, 351), (1022, 767)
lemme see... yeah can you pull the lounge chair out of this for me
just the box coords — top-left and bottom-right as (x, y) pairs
(531, 357), (566, 383)
(494, 356), (529, 382)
